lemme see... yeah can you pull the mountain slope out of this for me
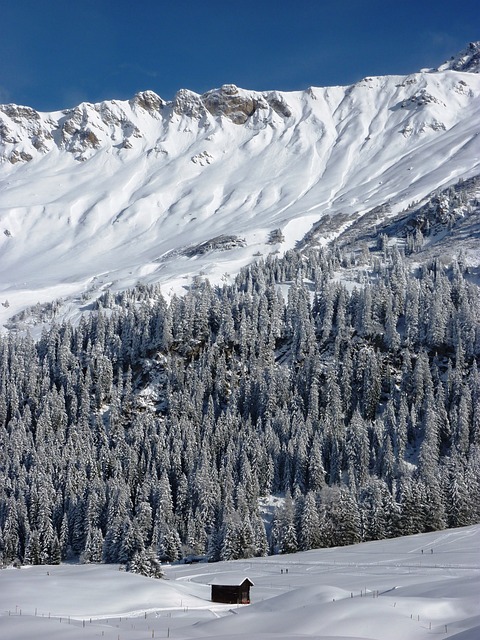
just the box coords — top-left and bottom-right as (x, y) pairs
(0, 45), (479, 329)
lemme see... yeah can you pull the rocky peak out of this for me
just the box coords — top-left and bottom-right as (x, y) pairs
(437, 41), (480, 73)
(201, 84), (266, 124)
(0, 104), (41, 122)
(263, 91), (292, 118)
(0, 103), (54, 163)
(130, 90), (165, 114)
(169, 84), (292, 124)
(172, 89), (206, 119)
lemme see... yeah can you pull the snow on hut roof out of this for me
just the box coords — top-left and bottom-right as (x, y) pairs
(209, 574), (254, 586)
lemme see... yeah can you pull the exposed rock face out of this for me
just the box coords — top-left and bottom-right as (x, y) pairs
(0, 82), (297, 165)
(454, 42), (480, 73)
(201, 84), (265, 124)
(438, 41), (480, 73)
(1, 104), (41, 123)
(0, 41), (477, 164)
(0, 83), (294, 164)
(130, 90), (165, 114)
(182, 234), (246, 257)
(173, 89), (207, 119)
(400, 90), (445, 109)
(264, 91), (292, 118)
(60, 104), (101, 153)
(0, 121), (17, 144)
(0, 104), (54, 163)
(8, 150), (33, 163)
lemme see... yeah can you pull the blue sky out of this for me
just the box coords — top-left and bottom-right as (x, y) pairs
(1, 0), (478, 111)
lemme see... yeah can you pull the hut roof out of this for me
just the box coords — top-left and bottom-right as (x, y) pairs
(209, 574), (254, 586)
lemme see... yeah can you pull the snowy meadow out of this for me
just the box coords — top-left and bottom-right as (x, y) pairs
(1, 524), (478, 640)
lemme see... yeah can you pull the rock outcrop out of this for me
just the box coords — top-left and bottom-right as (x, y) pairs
(437, 41), (480, 73)
(0, 41), (478, 164)
(201, 84), (265, 124)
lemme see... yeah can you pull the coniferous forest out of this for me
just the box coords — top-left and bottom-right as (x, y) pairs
(1, 242), (479, 575)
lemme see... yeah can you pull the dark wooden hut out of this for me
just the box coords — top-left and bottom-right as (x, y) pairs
(210, 575), (254, 604)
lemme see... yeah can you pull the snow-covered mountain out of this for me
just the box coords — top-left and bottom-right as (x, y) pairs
(0, 43), (479, 330)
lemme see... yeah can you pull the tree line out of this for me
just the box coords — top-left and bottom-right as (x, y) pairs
(0, 241), (479, 574)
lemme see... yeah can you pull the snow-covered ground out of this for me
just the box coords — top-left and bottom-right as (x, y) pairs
(1, 524), (478, 640)
(1, 61), (479, 332)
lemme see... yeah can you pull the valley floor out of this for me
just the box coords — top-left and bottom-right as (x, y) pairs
(0, 524), (479, 640)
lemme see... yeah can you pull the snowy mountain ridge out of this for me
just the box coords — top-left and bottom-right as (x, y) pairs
(0, 43), (479, 329)
(436, 40), (480, 73)
(0, 85), (299, 164)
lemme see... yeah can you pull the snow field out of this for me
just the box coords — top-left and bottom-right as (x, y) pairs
(1, 524), (478, 640)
